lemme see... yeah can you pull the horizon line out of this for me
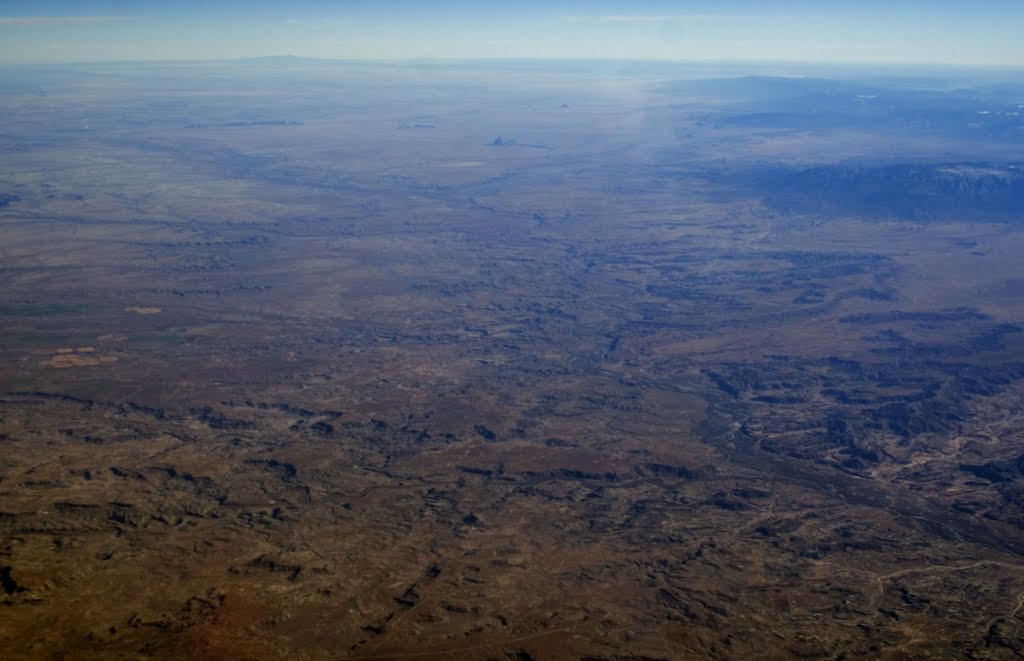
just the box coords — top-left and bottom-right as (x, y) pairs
(2, 54), (1023, 72)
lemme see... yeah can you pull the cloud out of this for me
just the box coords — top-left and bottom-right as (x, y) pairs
(599, 14), (726, 23)
(0, 16), (136, 27)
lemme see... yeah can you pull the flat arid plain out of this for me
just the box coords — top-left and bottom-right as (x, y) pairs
(2, 59), (1024, 659)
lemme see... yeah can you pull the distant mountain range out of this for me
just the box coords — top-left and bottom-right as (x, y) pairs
(760, 162), (1024, 221)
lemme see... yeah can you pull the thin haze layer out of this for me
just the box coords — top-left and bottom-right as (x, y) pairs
(0, 0), (1021, 66)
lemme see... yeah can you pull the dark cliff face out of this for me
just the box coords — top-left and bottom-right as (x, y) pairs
(762, 163), (1024, 221)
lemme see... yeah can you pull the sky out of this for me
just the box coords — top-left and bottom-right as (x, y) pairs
(0, 1), (1022, 67)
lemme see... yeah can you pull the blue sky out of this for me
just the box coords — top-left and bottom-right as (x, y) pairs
(0, 1), (1022, 66)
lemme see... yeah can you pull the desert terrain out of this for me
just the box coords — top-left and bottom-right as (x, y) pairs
(2, 60), (1024, 659)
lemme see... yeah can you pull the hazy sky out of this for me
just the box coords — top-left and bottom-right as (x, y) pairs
(0, 1), (1022, 67)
